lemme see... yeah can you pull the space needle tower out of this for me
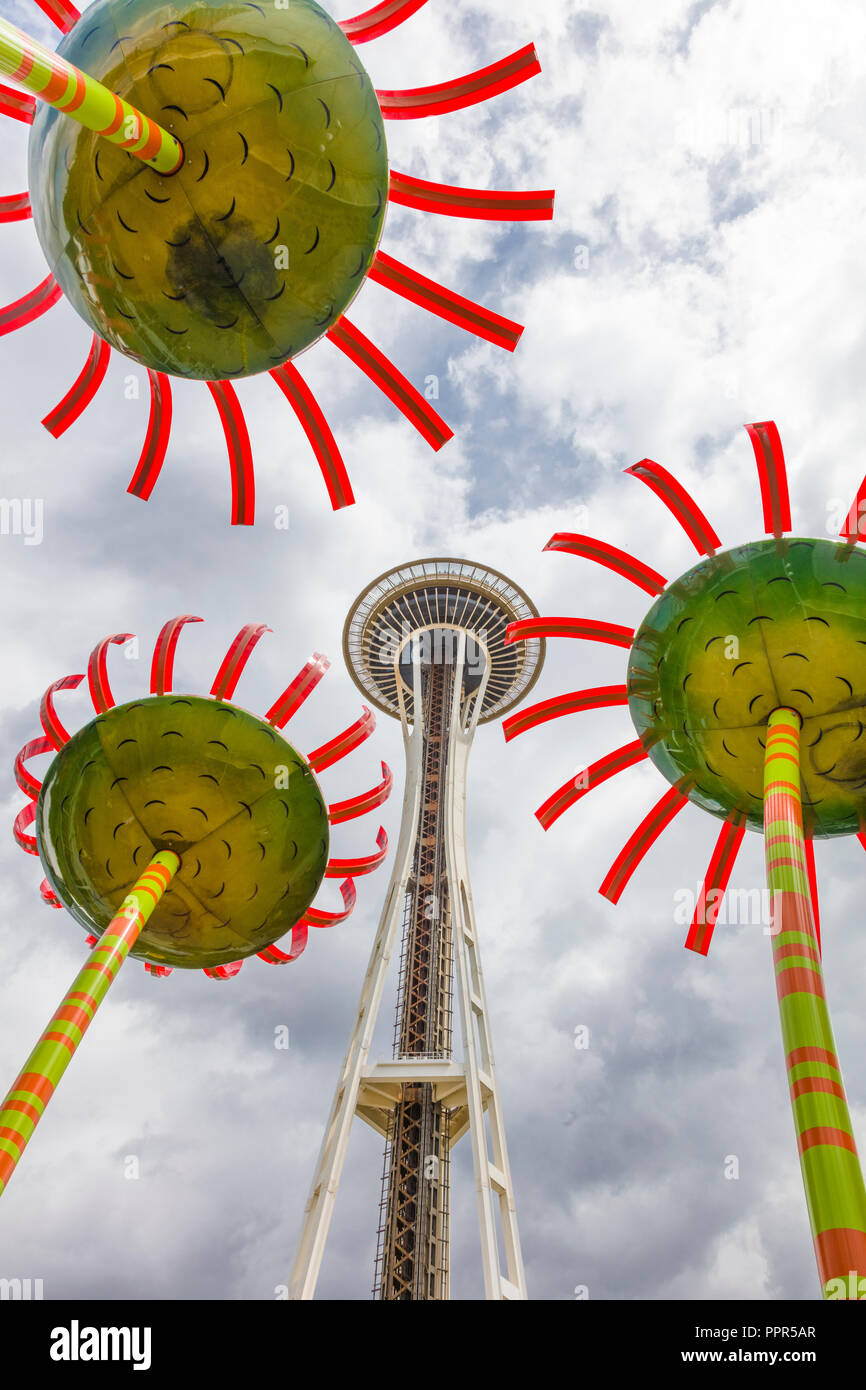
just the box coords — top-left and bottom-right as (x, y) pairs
(290, 559), (544, 1300)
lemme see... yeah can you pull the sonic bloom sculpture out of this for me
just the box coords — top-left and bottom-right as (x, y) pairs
(3, 615), (392, 1196)
(506, 422), (866, 1299)
(0, 0), (554, 522)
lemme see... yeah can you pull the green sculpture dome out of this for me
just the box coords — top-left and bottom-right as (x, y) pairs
(37, 694), (328, 968)
(628, 537), (866, 837)
(28, 0), (388, 379)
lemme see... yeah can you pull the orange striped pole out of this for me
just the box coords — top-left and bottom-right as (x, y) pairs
(764, 709), (866, 1298)
(0, 17), (183, 175)
(0, 851), (179, 1197)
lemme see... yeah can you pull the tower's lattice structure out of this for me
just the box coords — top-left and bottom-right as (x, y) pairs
(290, 560), (544, 1300)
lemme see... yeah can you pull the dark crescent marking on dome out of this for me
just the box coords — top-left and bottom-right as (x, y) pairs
(208, 740), (228, 750)
(257, 842), (266, 859)
(151, 766), (172, 774)
(783, 651), (807, 661)
(200, 773), (219, 784)
(372, 187), (383, 219)
(239, 132), (249, 165)
(314, 304), (334, 326)
(823, 581), (846, 591)
(112, 259), (134, 280)
(84, 807), (95, 824)
(837, 676), (854, 695)
(77, 211), (92, 236)
(239, 801), (253, 818)
(215, 317), (240, 330)
(808, 729), (823, 747)
(805, 616), (830, 627)
(162, 20), (190, 30)
(326, 160), (336, 192)
(245, 2), (266, 13)
(222, 840), (232, 859)
(712, 698), (721, 718)
(715, 590), (738, 601)
(212, 883), (226, 899)
(286, 149), (295, 180)
(148, 63), (174, 75)
(144, 800), (166, 808)
(94, 151), (103, 181)
(305, 226), (320, 254)
(291, 43), (310, 67)
(757, 736), (766, 749)
(161, 104), (188, 120)
(349, 252), (366, 278)
(224, 38), (245, 55)
(203, 80), (226, 101)
(162, 290), (187, 301)
(248, 764), (267, 779)
(133, 844), (143, 863)
(768, 575), (792, 584)
(732, 662), (752, 676)
(268, 83), (283, 112)
(110, 37), (134, 52)
(705, 635), (722, 650)
(80, 25), (100, 45)
(166, 234), (190, 247)
(190, 807), (208, 819)
(110, 777), (128, 789)
(682, 673), (692, 690)
(161, 730), (183, 738)
(116, 307), (137, 321)
(117, 213), (138, 233)
(318, 98), (331, 127)
(165, 326), (188, 335)
(676, 617), (694, 633)
(247, 885), (259, 900)
(856, 722), (865, 741)
(279, 800), (290, 817)
(118, 738), (137, 747)
(191, 859), (201, 878)
(145, 190), (170, 204)
(705, 760), (719, 777)
(216, 197), (236, 221)
(105, 859), (113, 877)
(171, 699), (191, 706)
(112, 823), (125, 839)
(265, 284), (286, 302)
(791, 689), (814, 703)
(748, 615), (772, 624)
(748, 694), (764, 712)
(290, 840), (298, 859)
(722, 740), (737, 757)
(370, 119), (382, 152)
(197, 151), (210, 182)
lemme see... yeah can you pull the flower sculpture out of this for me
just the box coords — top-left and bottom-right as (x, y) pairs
(0, 0), (553, 522)
(3, 614), (392, 1195)
(505, 421), (866, 1299)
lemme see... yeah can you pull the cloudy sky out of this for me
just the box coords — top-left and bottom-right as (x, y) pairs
(2, 0), (866, 1302)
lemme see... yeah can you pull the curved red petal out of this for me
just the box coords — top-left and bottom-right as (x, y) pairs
(207, 380), (255, 525)
(15, 734), (53, 799)
(0, 274), (62, 335)
(327, 316), (453, 451)
(41, 333), (110, 438)
(302, 877), (357, 927)
(389, 170), (554, 222)
(39, 878), (63, 908)
(210, 623), (271, 702)
(40, 674), (85, 750)
(307, 706), (375, 774)
(503, 685), (628, 742)
(745, 420), (790, 538)
(536, 740), (648, 831)
(266, 652), (330, 729)
(88, 632), (134, 714)
(377, 43), (541, 119)
(150, 616), (203, 696)
(34, 0), (80, 31)
(544, 532), (666, 597)
(329, 762), (393, 824)
(0, 84), (36, 124)
(368, 250), (523, 352)
(505, 616), (634, 648)
(144, 962), (173, 977)
(14, 801), (38, 855)
(258, 922), (309, 964)
(0, 192), (32, 223)
(326, 825), (388, 878)
(599, 786), (689, 905)
(684, 815), (746, 955)
(269, 362), (354, 509)
(127, 370), (172, 500)
(625, 459), (721, 557)
(339, 0), (428, 43)
(203, 960), (244, 980)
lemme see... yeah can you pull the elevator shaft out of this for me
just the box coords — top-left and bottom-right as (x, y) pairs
(377, 656), (455, 1300)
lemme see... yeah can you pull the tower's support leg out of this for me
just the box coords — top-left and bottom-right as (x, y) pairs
(764, 707), (866, 1297)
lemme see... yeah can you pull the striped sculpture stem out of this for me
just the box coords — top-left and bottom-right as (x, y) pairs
(764, 708), (866, 1298)
(0, 17), (183, 175)
(0, 851), (180, 1197)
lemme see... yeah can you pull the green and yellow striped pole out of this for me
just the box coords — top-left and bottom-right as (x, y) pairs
(764, 708), (866, 1299)
(0, 17), (183, 175)
(0, 850), (179, 1197)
